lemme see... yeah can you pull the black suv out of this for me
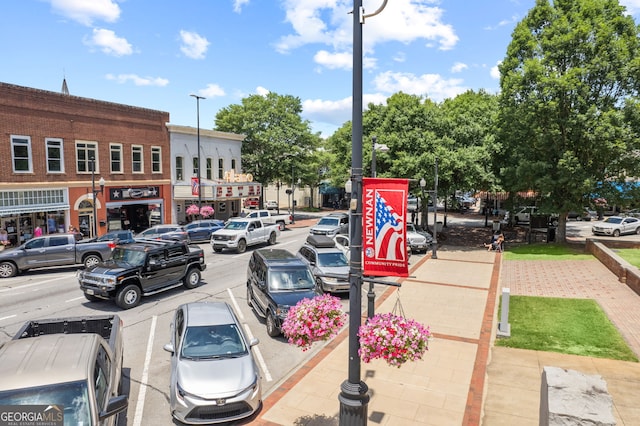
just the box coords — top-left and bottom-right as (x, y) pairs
(78, 239), (206, 309)
(246, 248), (319, 337)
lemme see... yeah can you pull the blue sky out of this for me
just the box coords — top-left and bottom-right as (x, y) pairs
(3, 0), (640, 138)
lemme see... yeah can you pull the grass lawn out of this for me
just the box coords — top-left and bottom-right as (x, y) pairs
(615, 248), (640, 269)
(496, 296), (638, 362)
(504, 243), (593, 260)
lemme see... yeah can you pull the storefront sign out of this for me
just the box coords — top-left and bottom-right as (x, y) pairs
(223, 170), (253, 183)
(109, 186), (160, 200)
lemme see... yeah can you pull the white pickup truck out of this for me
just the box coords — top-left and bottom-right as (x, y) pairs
(210, 218), (280, 253)
(244, 209), (292, 231)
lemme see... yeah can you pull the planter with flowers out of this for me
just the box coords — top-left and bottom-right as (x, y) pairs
(186, 204), (200, 216)
(281, 294), (346, 351)
(358, 312), (431, 368)
(199, 205), (214, 218)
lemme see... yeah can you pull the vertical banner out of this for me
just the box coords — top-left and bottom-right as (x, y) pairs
(191, 177), (200, 196)
(362, 178), (409, 277)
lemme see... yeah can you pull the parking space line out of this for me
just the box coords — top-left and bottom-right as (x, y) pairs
(227, 288), (273, 383)
(0, 314), (16, 322)
(133, 315), (157, 426)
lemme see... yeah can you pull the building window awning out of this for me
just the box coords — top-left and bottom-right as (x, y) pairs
(0, 203), (70, 216)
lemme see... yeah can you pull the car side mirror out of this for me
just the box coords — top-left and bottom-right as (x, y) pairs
(249, 338), (259, 347)
(258, 279), (266, 289)
(163, 343), (174, 353)
(248, 226), (255, 231)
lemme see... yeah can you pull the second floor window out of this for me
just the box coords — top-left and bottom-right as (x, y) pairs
(110, 144), (122, 173)
(176, 156), (183, 181)
(231, 158), (237, 172)
(206, 157), (212, 180)
(193, 157), (199, 177)
(11, 135), (32, 173)
(46, 138), (64, 173)
(151, 147), (161, 173)
(218, 158), (224, 179)
(132, 145), (143, 173)
(76, 142), (97, 173)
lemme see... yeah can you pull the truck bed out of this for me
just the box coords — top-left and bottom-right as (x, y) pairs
(14, 315), (118, 341)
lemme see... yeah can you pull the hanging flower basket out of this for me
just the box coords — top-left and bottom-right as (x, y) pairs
(186, 204), (200, 216)
(200, 206), (214, 218)
(358, 312), (431, 368)
(282, 294), (346, 351)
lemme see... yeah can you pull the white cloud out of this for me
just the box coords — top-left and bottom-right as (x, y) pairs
(84, 28), (132, 56)
(451, 62), (468, 73)
(491, 61), (501, 79)
(179, 30), (210, 59)
(621, 0), (640, 15)
(373, 71), (466, 101)
(200, 84), (226, 98)
(256, 86), (270, 96)
(105, 74), (169, 86)
(233, 0), (250, 13)
(314, 50), (351, 70)
(393, 52), (406, 63)
(276, 0), (457, 57)
(49, 0), (121, 26)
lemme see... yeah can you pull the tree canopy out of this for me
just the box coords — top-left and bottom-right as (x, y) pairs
(496, 0), (640, 242)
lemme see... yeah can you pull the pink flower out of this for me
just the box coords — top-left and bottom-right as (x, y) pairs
(282, 294), (345, 351)
(358, 313), (431, 368)
(200, 206), (214, 217)
(186, 204), (200, 215)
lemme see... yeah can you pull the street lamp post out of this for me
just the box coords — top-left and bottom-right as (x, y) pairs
(190, 94), (205, 216)
(420, 178), (427, 230)
(432, 158), (438, 259)
(90, 157), (105, 238)
(291, 164), (296, 224)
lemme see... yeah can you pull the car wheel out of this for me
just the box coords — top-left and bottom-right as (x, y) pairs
(83, 254), (101, 269)
(213, 247), (223, 253)
(183, 268), (201, 289)
(0, 262), (17, 278)
(266, 313), (280, 337)
(278, 222), (286, 231)
(577, 216), (582, 221)
(268, 232), (277, 245)
(116, 284), (141, 309)
(237, 239), (247, 254)
(84, 293), (101, 302)
(613, 229), (621, 237)
(636, 227), (640, 235)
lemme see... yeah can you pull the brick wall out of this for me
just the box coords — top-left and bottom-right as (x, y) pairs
(586, 238), (640, 297)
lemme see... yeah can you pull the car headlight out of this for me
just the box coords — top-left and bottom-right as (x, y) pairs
(322, 276), (339, 284)
(275, 305), (289, 318)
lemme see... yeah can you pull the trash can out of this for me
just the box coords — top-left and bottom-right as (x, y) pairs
(492, 220), (501, 232)
(547, 227), (556, 242)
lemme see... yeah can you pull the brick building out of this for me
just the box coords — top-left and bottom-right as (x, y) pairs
(0, 82), (171, 244)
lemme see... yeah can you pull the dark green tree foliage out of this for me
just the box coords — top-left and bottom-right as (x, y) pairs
(497, 0), (640, 242)
(214, 92), (321, 197)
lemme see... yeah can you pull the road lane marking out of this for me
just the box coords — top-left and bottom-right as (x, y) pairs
(0, 274), (76, 293)
(0, 314), (16, 322)
(227, 288), (273, 383)
(133, 315), (157, 426)
(65, 296), (85, 303)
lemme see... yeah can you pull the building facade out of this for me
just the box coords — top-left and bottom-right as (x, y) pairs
(0, 82), (171, 244)
(169, 125), (256, 222)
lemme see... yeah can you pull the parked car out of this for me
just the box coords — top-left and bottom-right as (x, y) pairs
(333, 233), (411, 260)
(163, 302), (262, 424)
(406, 223), (432, 253)
(407, 196), (420, 213)
(297, 235), (349, 293)
(592, 216), (640, 237)
(567, 208), (595, 221)
(265, 200), (278, 210)
(244, 197), (260, 209)
(625, 208), (640, 218)
(246, 248), (319, 336)
(184, 219), (225, 243)
(211, 218), (280, 253)
(136, 224), (189, 243)
(86, 230), (136, 244)
(309, 213), (349, 237)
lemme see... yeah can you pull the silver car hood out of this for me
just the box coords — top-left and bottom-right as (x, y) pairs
(316, 264), (349, 278)
(177, 354), (256, 398)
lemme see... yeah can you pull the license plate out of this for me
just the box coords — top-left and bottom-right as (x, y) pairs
(86, 289), (94, 295)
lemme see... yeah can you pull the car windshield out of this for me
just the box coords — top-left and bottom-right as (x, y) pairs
(0, 381), (91, 426)
(224, 221), (248, 230)
(407, 224), (416, 232)
(604, 217), (623, 224)
(318, 218), (339, 226)
(181, 324), (247, 359)
(111, 248), (147, 266)
(269, 269), (315, 291)
(317, 252), (348, 267)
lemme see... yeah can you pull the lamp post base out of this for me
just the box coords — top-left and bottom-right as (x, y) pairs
(339, 380), (369, 426)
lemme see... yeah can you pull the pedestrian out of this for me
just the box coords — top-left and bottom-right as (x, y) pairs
(47, 215), (56, 234)
(34, 225), (43, 238)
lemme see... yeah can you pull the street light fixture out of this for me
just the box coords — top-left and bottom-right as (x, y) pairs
(90, 157), (105, 238)
(190, 94), (205, 216)
(420, 178), (427, 230)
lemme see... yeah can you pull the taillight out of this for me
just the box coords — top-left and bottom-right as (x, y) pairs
(108, 242), (116, 249)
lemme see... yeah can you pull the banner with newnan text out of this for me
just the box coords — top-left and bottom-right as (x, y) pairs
(362, 178), (409, 277)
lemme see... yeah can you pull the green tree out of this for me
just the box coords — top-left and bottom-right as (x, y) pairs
(214, 92), (321, 203)
(497, 0), (640, 242)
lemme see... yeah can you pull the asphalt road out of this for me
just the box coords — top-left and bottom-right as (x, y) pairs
(0, 223), (419, 425)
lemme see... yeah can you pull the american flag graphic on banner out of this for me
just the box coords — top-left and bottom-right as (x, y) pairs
(191, 177), (200, 196)
(362, 177), (409, 277)
(375, 192), (405, 260)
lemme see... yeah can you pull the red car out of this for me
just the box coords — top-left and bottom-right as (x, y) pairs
(244, 197), (259, 209)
